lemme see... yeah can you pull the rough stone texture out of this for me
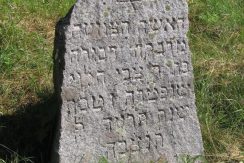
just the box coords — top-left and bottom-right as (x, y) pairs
(52, 0), (204, 162)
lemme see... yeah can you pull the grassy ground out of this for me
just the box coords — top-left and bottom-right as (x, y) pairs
(0, 0), (243, 162)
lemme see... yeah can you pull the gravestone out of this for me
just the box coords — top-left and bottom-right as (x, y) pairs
(52, 0), (203, 162)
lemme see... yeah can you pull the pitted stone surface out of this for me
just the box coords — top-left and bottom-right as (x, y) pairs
(52, 0), (203, 162)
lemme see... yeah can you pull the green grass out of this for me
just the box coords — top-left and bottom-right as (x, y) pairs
(189, 0), (243, 162)
(0, 0), (77, 114)
(0, 0), (243, 162)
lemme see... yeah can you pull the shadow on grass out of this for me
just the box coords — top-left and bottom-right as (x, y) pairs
(0, 95), (59, 163)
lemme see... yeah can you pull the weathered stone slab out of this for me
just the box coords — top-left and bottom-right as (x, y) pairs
(52, 0), (203, 162)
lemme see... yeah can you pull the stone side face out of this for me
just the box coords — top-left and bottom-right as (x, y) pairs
(52, 0), (204, 162)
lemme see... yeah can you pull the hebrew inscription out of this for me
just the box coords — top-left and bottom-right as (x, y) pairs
(52, 0), (203, 162)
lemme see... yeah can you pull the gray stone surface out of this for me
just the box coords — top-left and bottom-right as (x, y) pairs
(52, 0), (204, 162)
